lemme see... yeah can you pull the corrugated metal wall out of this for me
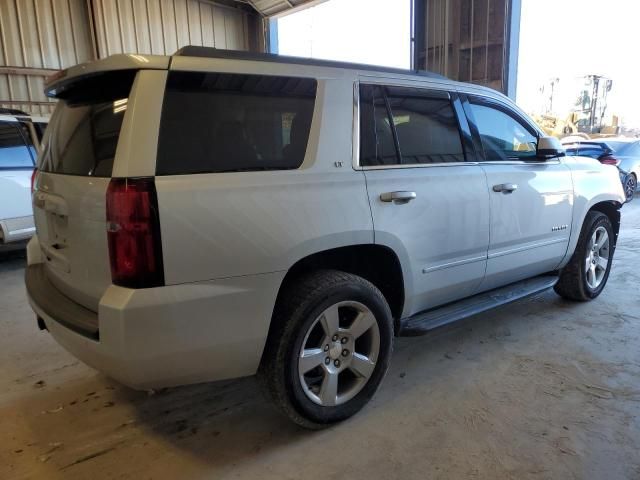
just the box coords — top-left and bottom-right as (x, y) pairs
(414, 0), (518, 96)
(90, 0), (257, 57)
(0, 0), (261, 116)
(0, 0), (93, 115)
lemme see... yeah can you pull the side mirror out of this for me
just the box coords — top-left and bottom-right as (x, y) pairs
(537, 136), (565, 160)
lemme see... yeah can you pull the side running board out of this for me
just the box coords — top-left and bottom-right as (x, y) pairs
(398, 274), (559, 337)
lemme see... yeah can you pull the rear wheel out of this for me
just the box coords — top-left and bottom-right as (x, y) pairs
(624, 173), (636, 202)
(259, 270), (393, 429)
(554, 211), (615, 301)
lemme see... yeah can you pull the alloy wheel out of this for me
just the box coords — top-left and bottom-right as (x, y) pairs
(584, 226), (610, 290)
(298, 301), (380, 406)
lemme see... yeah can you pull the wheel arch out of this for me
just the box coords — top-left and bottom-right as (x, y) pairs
(589, 200), (621, 244)
(559, 197), (622, 269)
(277, 244), (405, 320)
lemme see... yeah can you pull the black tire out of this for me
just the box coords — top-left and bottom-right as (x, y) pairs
(624, 173), (636, 203)
(554, 211), (615, 301)
(259, 270), (393, 429)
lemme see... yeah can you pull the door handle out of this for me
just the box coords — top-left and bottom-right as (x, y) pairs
(380, 191), (417, 204)
(492, 183), (518, 194)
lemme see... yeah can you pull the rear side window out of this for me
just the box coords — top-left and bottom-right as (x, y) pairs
(359, 84), (464, 166)
(39, 70), (136, 177)
(156, 72), (317, 175)
(0, 120), (35, 169)
(359, 85), (399, 165)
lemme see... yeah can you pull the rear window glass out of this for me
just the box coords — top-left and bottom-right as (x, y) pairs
(39, 71), (135, 177)
(359, 84), (464, 166)
(156, 72), (317, 175)
(0, 121), (35, 169)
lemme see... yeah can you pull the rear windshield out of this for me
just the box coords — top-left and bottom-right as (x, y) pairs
(156, 72), (317, 175)
(39, 71), (136, 177)
(0, 120), (35, 169)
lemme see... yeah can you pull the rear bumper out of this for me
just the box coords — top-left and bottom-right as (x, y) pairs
(26, 249), (284, 390)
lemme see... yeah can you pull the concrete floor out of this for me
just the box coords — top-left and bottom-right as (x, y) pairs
(2, 199), (639, 480)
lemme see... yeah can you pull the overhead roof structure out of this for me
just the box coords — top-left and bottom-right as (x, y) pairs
(245, 0), (326, 17)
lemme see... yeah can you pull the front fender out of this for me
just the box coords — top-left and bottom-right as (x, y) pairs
(559, 157), (624, 267)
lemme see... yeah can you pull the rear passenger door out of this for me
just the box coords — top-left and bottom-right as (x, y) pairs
(462, 95), (573, 291)
(360, 83), (490, 316)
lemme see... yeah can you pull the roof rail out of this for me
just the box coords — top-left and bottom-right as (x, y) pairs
(173, 46), (448, 80)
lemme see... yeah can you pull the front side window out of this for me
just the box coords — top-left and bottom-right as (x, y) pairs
(0, 120), (35, 169)
(470, 101), (538, 161)
(156, 72), (317, 175)
(360, 84), (464, 166)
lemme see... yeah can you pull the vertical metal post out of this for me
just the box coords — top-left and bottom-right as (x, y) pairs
(411, 0), (425, 71)
(268, 17), (279, 54)
(504, 0), (521, 99)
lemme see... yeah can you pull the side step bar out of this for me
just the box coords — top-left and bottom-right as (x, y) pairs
(398, 274), (559, 337)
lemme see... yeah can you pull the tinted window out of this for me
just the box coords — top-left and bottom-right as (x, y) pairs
(470, 102), (538, 160)
(387, 89), (464, 164)
(359, 85), (399, 166)
(156, 72), (317, 175)
(360, 85), (463, 166)
(0, 121), (34, 169)
(565, 145), (606, 159)
(39, 71), (135, 176)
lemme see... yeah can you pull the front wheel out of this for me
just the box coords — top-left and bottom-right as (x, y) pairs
(554, 211), (615, 301)
(259, 270), (393, 429)
(624, 174), (637, 202)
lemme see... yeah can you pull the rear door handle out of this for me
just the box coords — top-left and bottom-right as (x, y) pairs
(380, 191), (417, 204)
(492, 183), (518, 194)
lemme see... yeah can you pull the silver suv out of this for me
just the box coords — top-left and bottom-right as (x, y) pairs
(26, 48), (625, 428)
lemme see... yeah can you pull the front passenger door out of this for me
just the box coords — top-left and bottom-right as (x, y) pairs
(464, 96), (573, 292)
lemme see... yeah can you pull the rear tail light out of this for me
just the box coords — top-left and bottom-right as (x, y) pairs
(106, 178), (164, 288)
(599, 155), (620, 166)
(31, 168), (39, 193)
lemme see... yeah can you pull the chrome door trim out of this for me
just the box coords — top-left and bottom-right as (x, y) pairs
(487, 237), (569, 259)
(422, 255), (487, 274)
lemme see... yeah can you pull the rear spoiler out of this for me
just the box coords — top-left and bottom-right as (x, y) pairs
(45, 54), (169, 99)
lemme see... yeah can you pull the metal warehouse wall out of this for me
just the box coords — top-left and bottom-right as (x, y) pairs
(0, 0), (262, 116)
(412, 0), (521, 98)
(91, 0), (258, 57)
(0, 0), (92, 115)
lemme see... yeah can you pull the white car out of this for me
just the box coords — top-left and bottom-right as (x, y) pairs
(0, 110), (47, 244)
(26, 48), (625, 428)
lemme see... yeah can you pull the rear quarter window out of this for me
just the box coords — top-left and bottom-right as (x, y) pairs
(156, 72), (317, 175)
